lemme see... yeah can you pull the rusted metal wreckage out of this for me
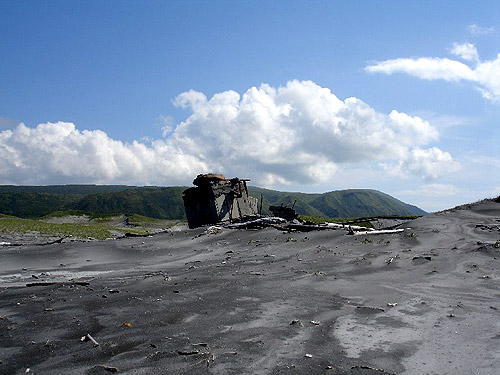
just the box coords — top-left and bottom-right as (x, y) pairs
(183, 173), (407, 235)
(182, 174), (259, 229)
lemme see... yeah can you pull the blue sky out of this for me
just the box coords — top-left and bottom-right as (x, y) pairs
(1, 1), (500, 211)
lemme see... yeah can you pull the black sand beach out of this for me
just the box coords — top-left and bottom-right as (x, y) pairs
(1, 200), (500, 374)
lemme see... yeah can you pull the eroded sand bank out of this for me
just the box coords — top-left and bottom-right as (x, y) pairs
(1, 200), (500, 374)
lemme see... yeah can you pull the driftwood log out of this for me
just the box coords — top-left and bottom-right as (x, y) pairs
(26, 281), (90, 287)
(80, 333), (99, 347)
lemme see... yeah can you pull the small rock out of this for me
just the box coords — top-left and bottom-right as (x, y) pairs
(412, 256), (432, 261)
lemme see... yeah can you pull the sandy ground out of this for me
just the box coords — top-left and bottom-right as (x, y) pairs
(1, 200), (500, 375)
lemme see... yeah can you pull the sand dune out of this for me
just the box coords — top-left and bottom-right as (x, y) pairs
(1, 200), (500, 374)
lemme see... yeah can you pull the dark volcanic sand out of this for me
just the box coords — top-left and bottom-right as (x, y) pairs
(1, 201), (500, 375)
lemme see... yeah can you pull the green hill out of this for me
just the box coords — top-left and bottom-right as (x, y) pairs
(308, 189), (426, 217)
(0, 185), (137, 218)
(71, 187), (187, 219)
(0, 184), (426, 220)
(248, 186), (425, 218)
(0, 186), (186, 219)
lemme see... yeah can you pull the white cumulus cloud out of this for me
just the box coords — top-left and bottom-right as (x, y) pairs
(0, 81), (457, 186)
(0, 122), (206, 185)
(366, 43), (500, 102)
(384, 147), (460, 180)
(450, 42), (479, 62)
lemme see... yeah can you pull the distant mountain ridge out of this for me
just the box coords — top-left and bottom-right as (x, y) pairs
(0, 185), (426, 219)
(248, 187), (426, 218)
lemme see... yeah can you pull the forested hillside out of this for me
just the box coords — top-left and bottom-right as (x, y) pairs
(0, 185), (426, 219)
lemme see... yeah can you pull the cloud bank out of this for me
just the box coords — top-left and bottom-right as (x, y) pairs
(366, 43), (500, 102)
(0, 80), (456, 186)
(0, 122), (207, 185)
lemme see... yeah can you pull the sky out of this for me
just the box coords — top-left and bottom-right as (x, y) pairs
(1, 0), (500, 212)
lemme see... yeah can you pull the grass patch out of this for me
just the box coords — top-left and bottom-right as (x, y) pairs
(40, 210), (89, 219)
(0, 217), (114, 239)
(0, 213), (16, 218)
(0, 211), (185, 241)
(127, 214), (181, 229)
(40, 210), (124, 221)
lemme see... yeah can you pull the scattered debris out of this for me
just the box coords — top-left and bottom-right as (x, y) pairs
(192, 352), (215, 368)
(351, 365), (396, 374)
(143, 271), (170, 281)
(177, 350), (200, 355)
(226, 217), (286, 229)
(43, 307), (54, 312)
(203, 226), (223, 236)
(475, 224), (500, 231)
(387, 303), (398, 307)
(353, 229), (404, 236)
(290, 320), (303, 327)
(80, 333), (99, 347)
(386, 254), (399, 265)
